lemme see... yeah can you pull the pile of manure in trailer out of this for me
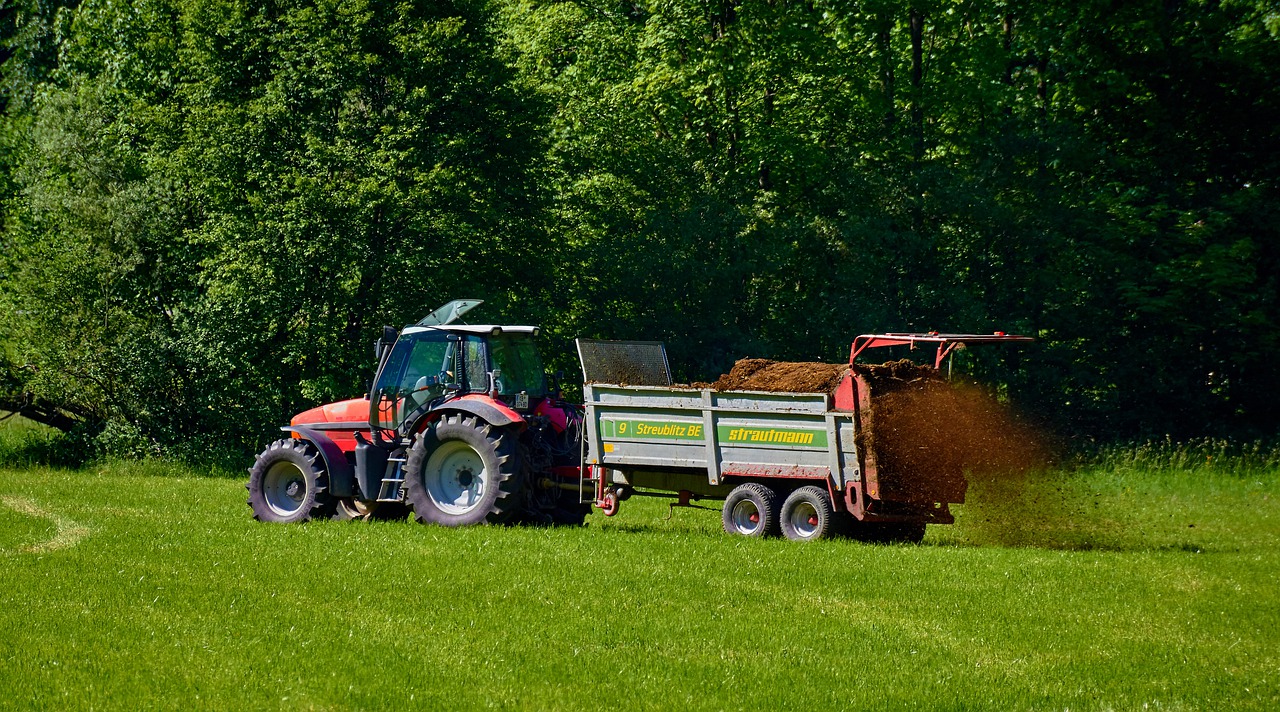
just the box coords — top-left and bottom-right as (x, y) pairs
(701, 358), (848, 394)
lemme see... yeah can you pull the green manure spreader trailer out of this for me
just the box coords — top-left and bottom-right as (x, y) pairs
(576, 334), (1031, 542)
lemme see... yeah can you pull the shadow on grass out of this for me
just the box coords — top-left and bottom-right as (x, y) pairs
(923, 536), (1216, 554)
(589, 502), (1223, 555)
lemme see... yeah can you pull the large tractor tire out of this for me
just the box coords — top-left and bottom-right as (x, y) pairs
(405, 414), (522, 526)
(247, 439), (333, 523)
(722, 482), (780, 538)
(779, 485), (836, 541)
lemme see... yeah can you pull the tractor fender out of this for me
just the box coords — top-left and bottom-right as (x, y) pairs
(280, 426), (355, 498)
(429, 395), (526, 432)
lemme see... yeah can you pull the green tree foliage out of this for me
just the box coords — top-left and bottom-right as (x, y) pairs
(1, 0), (548, 460)
(0, 0), (1276, 462)
(495, 0), (1279, 436)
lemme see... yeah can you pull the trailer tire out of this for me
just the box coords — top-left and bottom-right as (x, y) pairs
(405, 414), (521, 526)
(247, 439), (333, 523)
(722, 482), (779, 538)
(779, 486), (835, 541)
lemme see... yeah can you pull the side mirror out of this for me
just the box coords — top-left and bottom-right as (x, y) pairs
(374, 325), (398, 365)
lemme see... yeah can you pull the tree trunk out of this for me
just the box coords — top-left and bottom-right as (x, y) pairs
(909, 7), (925, 165)
(878, 17), (895, 128)
(0, 396), (90, 433)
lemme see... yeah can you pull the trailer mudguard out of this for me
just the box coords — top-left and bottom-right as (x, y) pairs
(281, 426), (355, 497)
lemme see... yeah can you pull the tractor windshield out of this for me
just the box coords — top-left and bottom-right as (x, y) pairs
(370, 330), (486, 430)
(489, 333), (547, 397)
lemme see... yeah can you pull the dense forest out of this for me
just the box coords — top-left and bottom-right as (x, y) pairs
(0, 0), (1276, 462)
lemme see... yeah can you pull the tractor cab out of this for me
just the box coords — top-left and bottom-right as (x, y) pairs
(369, 324), (548, 433)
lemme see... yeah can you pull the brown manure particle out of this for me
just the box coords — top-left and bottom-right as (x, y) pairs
(862, 371), (1042, 488)
(853, 360), (1056, 547)
(710, 358), (848, 394)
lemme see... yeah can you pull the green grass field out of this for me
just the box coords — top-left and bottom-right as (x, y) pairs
(2, 418), (1278, 710)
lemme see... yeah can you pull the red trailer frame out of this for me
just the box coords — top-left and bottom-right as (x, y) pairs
(850, 332), (1034, 369)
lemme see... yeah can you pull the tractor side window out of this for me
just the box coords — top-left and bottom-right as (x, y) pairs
(371, 340), (411, 430)
(461, 337), (487, 392)
(403, 338), (452, 407)
(489, 334), (547, 397)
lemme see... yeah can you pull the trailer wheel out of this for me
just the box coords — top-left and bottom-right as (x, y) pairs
(722, 483), (779, 538)
(247, 439), (333, 523)
(405, 414), (521, 526)
(779, 486), (835, 541)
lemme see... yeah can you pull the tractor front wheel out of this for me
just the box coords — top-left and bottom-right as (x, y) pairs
(405, 414), (522, 526)
(247, 439), (333, 523)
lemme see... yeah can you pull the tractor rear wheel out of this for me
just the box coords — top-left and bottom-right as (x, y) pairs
(722, 482), (779, 538)
(405, 414), (522, 526)
(779, 486), (835, 541)
(247, 439), (333, 523)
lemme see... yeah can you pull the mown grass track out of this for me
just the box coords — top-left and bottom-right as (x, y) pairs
(1, 459), (1277, 710)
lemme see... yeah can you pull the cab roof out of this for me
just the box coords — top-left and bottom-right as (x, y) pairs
(401, 325), (539, 337)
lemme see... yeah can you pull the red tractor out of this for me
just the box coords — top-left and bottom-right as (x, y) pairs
(247, 300), (589, 525)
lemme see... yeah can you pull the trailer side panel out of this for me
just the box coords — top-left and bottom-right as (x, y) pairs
(584, 385), (860, 489)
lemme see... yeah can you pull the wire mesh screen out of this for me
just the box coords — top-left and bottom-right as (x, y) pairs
(576, 339), (672, 386)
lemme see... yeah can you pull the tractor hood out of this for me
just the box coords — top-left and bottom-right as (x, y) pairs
(291, 397), (369, 427)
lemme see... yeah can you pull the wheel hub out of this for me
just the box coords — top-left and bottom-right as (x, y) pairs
(263, 461), (309, 516)
(424, 441), (489, 515)
(789, 503), (820, 538)
(731, 500), (763, 535)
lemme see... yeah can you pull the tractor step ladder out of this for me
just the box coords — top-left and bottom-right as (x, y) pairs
(377, 457), (407, 501)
